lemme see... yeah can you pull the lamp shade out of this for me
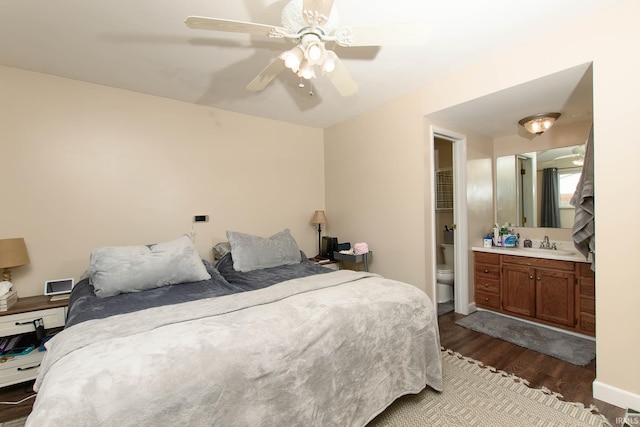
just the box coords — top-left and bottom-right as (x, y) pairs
(311, 210), (327, 225)
(0, 238), (30, 283)
(0, 238), (30, 269)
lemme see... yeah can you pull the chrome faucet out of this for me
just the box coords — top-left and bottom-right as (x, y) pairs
(539, 236), (557, 250)
(540, 236), (549, 249)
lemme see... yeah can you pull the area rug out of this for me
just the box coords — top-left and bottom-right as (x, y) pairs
(368, 349), (610, 426)
(455, 310), (596, 366)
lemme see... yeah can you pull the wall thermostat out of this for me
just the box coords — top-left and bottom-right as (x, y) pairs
(44, 278), (75, 301)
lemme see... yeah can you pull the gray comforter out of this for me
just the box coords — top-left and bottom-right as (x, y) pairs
(27, 270), (443, 427)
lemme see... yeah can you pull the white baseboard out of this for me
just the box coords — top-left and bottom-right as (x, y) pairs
(593, 379), (640, 411)
(457, 301), (476, 315)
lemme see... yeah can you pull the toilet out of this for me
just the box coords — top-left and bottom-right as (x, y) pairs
(436, 243), (454, 303)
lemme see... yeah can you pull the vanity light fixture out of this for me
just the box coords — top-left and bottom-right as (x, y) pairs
(519, 112), (561, 135)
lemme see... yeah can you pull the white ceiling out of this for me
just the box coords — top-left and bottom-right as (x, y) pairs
(1, 0), (611, 133)
(429, 62), (593, 138)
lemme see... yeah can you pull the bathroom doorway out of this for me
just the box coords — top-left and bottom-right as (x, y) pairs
(434, 137), (454, 315)
(430, 126), (470, 315)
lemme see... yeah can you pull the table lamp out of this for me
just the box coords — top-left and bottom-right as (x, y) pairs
(311, 210), (327, 259)
(0, 238), (30, 285)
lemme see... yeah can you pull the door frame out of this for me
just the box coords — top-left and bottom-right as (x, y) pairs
(429, 126), (470, 315)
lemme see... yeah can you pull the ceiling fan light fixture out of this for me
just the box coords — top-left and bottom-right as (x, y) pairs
(518, 112), (561, 135)
(308, 42), (323, 60)
(322, 52), (336, 73)
(280, 47), (304, 72)
(298, 61), (316, 80)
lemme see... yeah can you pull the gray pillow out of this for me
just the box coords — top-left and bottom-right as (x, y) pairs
(226, 229), (301, 272)
(88, 235), (211, 298)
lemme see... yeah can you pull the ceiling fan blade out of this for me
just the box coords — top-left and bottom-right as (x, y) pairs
(303, 0), (335, 26)
(553, 146), (585, 160)
(554, 154), (578, 160)
(185, 16), (288, 38)
(334, 22), (431, 47)
(246, 58), (287, 92)
(325, 55), (358, 97)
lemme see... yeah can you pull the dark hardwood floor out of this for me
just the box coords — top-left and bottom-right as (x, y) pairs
(439, 310), (626, 426)
(0, 310), (627, 424)
(0, 380), (35, 422)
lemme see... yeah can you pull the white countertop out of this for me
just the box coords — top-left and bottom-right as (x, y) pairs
(472, 245), (591, 263)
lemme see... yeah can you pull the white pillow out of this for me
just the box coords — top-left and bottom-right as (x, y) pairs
(88, 235), (211, 298)
(226, 229), (301, 272)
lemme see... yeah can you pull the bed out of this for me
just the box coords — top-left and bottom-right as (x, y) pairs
(26, 231), (443, 426)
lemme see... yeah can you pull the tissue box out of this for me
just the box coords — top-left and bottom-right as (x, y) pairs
(502, 235), (517, 248)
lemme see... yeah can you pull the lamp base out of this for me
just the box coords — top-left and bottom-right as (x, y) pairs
(1, 268), (11, 283)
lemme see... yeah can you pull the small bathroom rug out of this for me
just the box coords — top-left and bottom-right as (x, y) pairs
(455, 310), (595, 366)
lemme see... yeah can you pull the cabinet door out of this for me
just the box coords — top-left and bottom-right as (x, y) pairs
(501, 264), (535, 317)
(536, 269), (575, 326)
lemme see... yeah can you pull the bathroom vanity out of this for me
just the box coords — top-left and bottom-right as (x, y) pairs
(472, 246), (595, 336)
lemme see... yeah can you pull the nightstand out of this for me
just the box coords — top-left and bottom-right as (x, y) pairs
(333, 251), (372, 272)
(309, 258), (341, 271)
(0, 296), (68, 388)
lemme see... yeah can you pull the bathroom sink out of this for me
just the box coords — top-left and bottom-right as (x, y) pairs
(514, 247), (576, 256)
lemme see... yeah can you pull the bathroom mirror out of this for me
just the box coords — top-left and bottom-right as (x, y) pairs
(496, 144), (584, 228)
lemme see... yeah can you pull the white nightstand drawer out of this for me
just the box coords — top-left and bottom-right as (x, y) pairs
(0, 307), (65, 336)
(0, 349), (43, 387)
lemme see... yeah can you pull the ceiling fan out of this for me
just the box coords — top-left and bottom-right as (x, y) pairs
(185, 0), (430, 96)
(554, 145), (585, 164)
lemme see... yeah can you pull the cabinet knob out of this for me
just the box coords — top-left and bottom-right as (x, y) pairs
(484, 297), (489, 302)
(484, 283), (489, 287)
(529, 275), (533, 279)
(537, 277), (541, 281)
(484, 269), (488, 273)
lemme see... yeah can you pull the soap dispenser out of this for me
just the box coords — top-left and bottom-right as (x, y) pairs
(493, 224), (501, 246)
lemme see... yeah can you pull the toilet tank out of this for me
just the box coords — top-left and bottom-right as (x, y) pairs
(441, 243), (455, 266)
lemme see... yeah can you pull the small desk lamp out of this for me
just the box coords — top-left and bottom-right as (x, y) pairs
(0, 238), (30, 285)
(311, 210), (327, 259)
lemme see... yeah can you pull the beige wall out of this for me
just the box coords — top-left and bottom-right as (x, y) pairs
(325, 0), (639, 409)
(0, 66), (325, 297)
(324, 92), (429, 290)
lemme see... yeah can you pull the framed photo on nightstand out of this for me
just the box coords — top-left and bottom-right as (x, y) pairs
(44, 278), (74, 301)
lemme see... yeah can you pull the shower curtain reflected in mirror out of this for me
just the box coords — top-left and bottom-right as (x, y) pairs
(541, 168), (560, 227)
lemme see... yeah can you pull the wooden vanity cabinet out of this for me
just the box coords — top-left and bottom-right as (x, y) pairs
(577, 263), (596, 336)
(536, 268), (576, 326)
(501, 255), (575, 327)
(501, 263), (536, 317)
(473, 251), (593, 335)
(474, 252), (501, 309)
